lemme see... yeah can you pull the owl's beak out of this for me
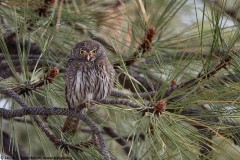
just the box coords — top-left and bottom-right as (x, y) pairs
(86, 54), (91, 61)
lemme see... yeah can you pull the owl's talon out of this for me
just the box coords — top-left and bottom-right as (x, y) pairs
(85, 102), (91, 108)
(56, 140), (70, 153)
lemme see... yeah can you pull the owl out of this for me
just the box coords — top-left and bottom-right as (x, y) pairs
(62, 40), (115, 133)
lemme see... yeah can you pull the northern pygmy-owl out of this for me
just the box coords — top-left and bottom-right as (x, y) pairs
(62, 40), (115, 133)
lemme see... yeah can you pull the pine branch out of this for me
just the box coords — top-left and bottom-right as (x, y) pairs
(165, 54), (233, 100)
(12, 117), (106, 134)
(102, 127), (135, 160)
(0, 106), (110, 160)
(117, 71), (159, 92)
(0, 86), (79, 152)
(110, 53), (234, 115)
(100, 98), (141, 109)
(12, 116), (132, 159)
(0, 86), (110, 160)
(12, 67), (60, 95)
(110, 89), (155, 100)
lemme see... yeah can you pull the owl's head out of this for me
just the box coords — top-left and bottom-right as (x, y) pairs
(70, 40), (106, 61)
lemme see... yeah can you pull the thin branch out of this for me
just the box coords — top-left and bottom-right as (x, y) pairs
(11, 117), (105, 134)
(12, 115), (134, 159)
(117, 71), (159, 92)
(0, 86), (110, 160)
(110, 89), (155, 100)
(0, 106), (110, 160)
(100, 98), (141, 109)
(102, 127), (134, 159)
(0, 59), (64, 72)
(165, 55), (233, 99)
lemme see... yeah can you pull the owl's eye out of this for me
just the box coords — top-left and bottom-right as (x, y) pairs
(92, 50), (97, 54)
(80, 50), (85, 54)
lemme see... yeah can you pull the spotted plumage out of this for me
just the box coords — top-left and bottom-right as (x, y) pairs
(62, 40), (115, 133)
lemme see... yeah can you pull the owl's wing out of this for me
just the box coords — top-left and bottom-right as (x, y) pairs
(106, 60), (115, 87)
(98, 58), (115, 87)
(65, 59), (79, 108)
(97, 57), (115, 87)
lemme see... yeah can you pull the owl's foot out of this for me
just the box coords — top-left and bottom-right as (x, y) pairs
(56, 139), (82, 153)
(55, 139), (70, 153)
(85, 102), (92, 108)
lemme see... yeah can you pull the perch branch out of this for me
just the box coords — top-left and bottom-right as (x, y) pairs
(0, 86), (110, 160)
(11, 117), (105, 134)
(0, 106), (110, 160)
(0, 86), (78, 151)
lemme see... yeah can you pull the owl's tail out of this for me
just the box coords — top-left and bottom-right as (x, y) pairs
(62, 116), (80, 133)
(62, 103), (87, 134)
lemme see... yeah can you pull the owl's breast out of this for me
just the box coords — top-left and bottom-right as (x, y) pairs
(69, 65), (110, 107)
